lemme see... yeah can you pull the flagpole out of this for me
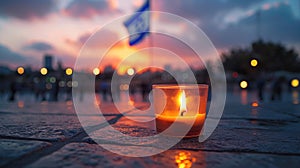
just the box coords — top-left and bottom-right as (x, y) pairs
(149, 0), (154, 72)
(149, 25), (153, 72)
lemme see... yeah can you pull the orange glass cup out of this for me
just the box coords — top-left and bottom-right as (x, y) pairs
(152, 84), (208, 138)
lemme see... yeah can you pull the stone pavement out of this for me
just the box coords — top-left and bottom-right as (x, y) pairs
(0, 91), (300, 168)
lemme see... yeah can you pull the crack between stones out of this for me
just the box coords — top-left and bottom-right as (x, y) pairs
(1, 111), (129, 168)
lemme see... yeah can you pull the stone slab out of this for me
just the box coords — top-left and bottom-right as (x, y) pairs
(0, 113), (82, 141)
(0, 139), (50, 167)
(27, 143), (300, 168)
(82, 115), (300, 155)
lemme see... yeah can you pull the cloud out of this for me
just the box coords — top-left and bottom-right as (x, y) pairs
(0, 0), (57, 20)
(203, 4), (300, 49)
(63, 0), (121, 19)
(132, 33), (197, 57)
(66, 29), (120, 49)
(0, 43), (27, 65)
(155, 0), (261, 22)
(152, 0), (263, 49)
(123, 33), (205, 69)
(256, 4), (300, 42)
(154, 0), (300, 51)
(24, 41), (54, 51)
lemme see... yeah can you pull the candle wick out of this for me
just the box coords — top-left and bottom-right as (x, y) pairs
(181, 110), (186, 116)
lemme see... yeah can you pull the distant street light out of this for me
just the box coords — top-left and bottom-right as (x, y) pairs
(252, 102), (259, 107)
(17, 67), (24, 75)
(291, 79), (299, 88)
(93, 68), (100, 75)
(232, 72), (238, 78)
(250, 59), (258, 67)
(240, 80), (248, 89)
(127, 68), (135, 76)
(65, 68), (73, 76)
(40, 67), (48, 75)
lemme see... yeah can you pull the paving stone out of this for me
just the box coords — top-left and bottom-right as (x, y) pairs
(122, 104), (154, 117)
(0, 102), (76, 115)
(85, 125), (157, 146)
(79, 116), (116, 128)
(116, 116), (155, 129)
(0, 100), (136, 116)
(27, 143), (300, 168)
(75, 101), (137, 116)
(0, 139), (51, 167)
(0, 113), (83, 141)
(263, 102), (300, 117)
(0, 112), (121, 142)
(220, 103), (296, 121)
(26, 143), (157, 168)
(0, 101), (133, 142)
(83, 115), (300, 155)
(1, 92), (300, 167)
(173, 119), (300, 154)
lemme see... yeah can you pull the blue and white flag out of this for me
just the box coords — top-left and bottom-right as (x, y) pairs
(124, 0), (150, 46)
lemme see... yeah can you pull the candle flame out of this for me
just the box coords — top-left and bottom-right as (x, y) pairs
(179, 90), (187, 116)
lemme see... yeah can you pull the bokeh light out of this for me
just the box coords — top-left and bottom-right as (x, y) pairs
(46, 83), (52, 90)
(17, 67), (24, 75)
(291, 79), (299, 88)
(59, 81), (65, 87)
(72, 81), (78, 87)
(50, 77), (56, 83)
(67, 81), (72, 87)
(93, 68), (100, 75)
(250, 59), (258, 67)
(40, 67), (48, 75)
(65, 68), (73, 76)
(127, 68), (135, 76)
(251, 102), (259, 107)
(119, 84), (129, 91)
(175, 151), (196, 168)
(232, 72), (238, 78)
(240, 80), (248, 89)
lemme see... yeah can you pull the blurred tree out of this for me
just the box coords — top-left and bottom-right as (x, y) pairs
(222, 48), (253, 75)
(222, 40), (300, 76)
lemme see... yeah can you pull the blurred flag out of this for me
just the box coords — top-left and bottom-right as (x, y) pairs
(124, 0), (150, 46)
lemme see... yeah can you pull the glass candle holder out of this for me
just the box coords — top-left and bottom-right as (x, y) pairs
(153, 84), (208, 138)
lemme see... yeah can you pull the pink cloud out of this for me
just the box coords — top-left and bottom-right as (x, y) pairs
(66, 29), (120, 48)
(62, 0), (121, 19)
(24, 41), (54, 51)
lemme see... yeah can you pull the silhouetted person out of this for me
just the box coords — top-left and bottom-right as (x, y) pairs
(141, 82), (151, 102)
(79, 88), (84, 102)
(271, 77), (283, 101)
(257, 77), (266, 101)
(107, 82), (112, 102)
(111, 80), (120, 102)
(100, 82), (107, 101)
(8, 81), (16, 102)
(100, 81), (112, 102)
(52, 80), (59, 101)
(129, 83), (136, 102)
(129, 84), (135, 95)
(36, 79), (46, 101)
(66, 85), (72, 101)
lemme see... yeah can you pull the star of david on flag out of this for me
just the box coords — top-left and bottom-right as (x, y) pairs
(124, 0), (150, 46)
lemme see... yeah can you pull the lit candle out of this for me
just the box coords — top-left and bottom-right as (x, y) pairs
(153, 84), (208, 138)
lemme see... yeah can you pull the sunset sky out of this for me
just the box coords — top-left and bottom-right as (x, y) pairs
(0, 0), (299, 72)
